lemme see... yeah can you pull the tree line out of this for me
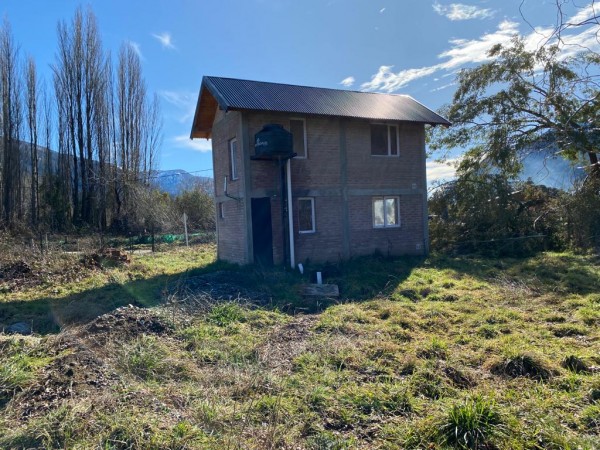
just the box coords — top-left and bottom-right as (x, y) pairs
(429, 0), (600, 255)
(0, 8), (163, 234)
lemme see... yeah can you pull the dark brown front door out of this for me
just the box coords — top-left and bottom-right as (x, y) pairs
(251, 197), (273, 266)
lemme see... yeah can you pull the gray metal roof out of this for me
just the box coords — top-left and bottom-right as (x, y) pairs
(191, 76), (450, 139)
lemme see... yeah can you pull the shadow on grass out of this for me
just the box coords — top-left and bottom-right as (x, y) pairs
(2, 251), (598, 335)
(0, 261), (233, 335)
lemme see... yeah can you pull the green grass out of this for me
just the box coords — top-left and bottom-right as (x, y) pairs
(1, 248), (600, 448)
(436, 396), (506, 449)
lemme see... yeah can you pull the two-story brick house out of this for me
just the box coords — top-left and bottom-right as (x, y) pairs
(190, 76), (450, 266)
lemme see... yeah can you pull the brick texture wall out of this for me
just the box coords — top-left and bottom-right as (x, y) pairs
(211, 110), (248, 264)
(211, 110), (428, 265)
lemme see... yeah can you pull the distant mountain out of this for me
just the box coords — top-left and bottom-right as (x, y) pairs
(13, 142), (213, 196)
(151, 170), (213, 196)
(519, 142), (586, 190)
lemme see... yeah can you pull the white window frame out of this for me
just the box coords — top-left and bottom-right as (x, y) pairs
(298, 197), (316, 234)
(218, 202), (225, 220)
(290, 117), (307, 159)
(370, 123), (399, 157)
(229, 138), (238, 180)
(372, 196), (401, 228)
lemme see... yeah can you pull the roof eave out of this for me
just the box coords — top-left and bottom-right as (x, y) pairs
(190, 77), (230, 140)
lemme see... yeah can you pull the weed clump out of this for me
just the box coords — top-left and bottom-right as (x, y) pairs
(561, 355), (590, 374)
(436, 396), (506, 449)
(417, 337), (448, 360)
(117, 334), (188, 381)
(552, 324), (587, 337)
(207, 302), (246, 326)
(490, 353), (554, 380)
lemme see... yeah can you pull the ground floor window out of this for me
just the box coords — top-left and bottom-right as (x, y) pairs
(298, 197), (315, 233)
(373, 196), (400, 228)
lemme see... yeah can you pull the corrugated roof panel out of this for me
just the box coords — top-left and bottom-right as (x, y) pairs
(203, 76), (450, 125)
(190, 76), (451, 138)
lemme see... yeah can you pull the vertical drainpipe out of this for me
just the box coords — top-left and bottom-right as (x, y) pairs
(286, 158), (295, 269)
(421, 124), (429, 256)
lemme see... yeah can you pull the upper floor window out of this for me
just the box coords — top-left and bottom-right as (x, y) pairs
(229, 138), (238, 180)
(290, 118), (307, 158)
(371, 124), (399, 156)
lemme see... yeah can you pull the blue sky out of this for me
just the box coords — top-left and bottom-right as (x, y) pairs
(2, 0), (599, 182)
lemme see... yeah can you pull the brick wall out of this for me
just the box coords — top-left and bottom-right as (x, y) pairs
(212, 110), (248, 264)
(211, 110), (428, 265)
(347, 195), (424, 257)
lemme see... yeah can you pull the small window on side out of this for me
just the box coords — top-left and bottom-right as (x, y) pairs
(298, 197), (315, 233)
(218, 202), (225, 220)
(229, 138), (238, 180)
(290, 118), (307, 158)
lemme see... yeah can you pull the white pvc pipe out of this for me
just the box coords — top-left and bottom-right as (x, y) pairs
(286, 158), (295, 269)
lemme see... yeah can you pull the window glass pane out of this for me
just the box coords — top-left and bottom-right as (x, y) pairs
(371, 124), (388, 155)
(389, 126), (398, 155)
(373, 198), (384, 226)
(386, 198), (398, 225)
(298, 199), (314, 232)
(230, 140), (238, 179)
(290, 119), (306, 158)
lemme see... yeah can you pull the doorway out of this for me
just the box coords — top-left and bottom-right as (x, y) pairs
(251, 197), (274, 266)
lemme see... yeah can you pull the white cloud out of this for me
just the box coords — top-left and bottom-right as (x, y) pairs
(340, 76), (355, 87)
(362, 20), (520, 91)
(379, 7), (386, 13)
(174, 135), (212, 152)
(430, 82), (456, 92)
(438, 20), (519, 69)
(152, 32), (176, 50)
(361, 65), (440, 92)
(127, 41), (143, 60)
(361, 12), (600, 93)
(159, 90), (197, 123)
(427, 159), (457, 183)
(159, 90), (194, 108)
(567, 3), (600, 25)
(433, 2), (495, 21)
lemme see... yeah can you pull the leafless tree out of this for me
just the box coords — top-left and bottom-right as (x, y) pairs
(0, 19), (23, 227)
(25, 56), (39, 227)
(53, 7), (107, 225)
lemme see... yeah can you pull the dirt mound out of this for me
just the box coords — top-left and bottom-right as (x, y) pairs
(81, 305), (172, 346)
(13, 336), (119, 419)
(8, 306), (171, 419)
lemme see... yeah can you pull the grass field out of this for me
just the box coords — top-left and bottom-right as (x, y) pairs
(1, 244), (599, 449)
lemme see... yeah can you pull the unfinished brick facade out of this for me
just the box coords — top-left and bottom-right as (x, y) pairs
(193, 77), (450, 266)
(211, 111), (429, 265)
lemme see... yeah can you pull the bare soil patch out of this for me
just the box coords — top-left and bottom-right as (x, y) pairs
(257, 314), (317, 373)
